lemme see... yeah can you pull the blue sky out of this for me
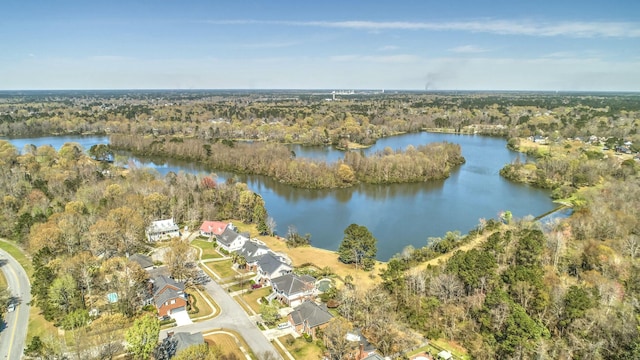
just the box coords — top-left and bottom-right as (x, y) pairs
(1, 0), (639, 90)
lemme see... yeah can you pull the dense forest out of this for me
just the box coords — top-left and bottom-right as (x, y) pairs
(110, 134), (464, 189)
(1, 91), (639, 148)
(0, 140), (267, 350)
(1, 91), (640, 359)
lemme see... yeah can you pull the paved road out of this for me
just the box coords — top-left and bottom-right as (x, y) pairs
(160, 278), (282, 359)
(0, 249), (31, 360)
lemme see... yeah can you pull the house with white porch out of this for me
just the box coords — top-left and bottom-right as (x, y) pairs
(146, 218), (180, 242)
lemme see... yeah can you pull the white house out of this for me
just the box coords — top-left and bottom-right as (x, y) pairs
(255, 252), (292, 285)
(146, 218), (180, 242)
(271, 273), (316, 307)
(215, 227), (249, 253)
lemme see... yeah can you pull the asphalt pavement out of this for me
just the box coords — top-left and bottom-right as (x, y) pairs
(0, 249), (31, 360)
(160, 272), (282, 359)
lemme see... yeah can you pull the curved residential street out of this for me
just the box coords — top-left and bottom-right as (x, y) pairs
(0, 249), (31, 360)
(160, 276), (283, 359)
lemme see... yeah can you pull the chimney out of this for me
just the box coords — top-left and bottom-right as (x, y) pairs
(358, 343), (364, 360)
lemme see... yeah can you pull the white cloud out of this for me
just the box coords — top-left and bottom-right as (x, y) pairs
(378, 45), (399, 51)
(87, 55), (129, 62)
(205, 19), (640, 38)
(449, 45), (488, 53)
(236, 41), (299, 49)
(330, 54), (420, 63)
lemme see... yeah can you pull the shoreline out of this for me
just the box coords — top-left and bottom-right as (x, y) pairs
(230, 221), (385, 289)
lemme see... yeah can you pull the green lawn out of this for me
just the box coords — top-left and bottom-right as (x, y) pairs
(205, 259), (237, 279)
(279, 335), (325, 359)
(187, 287), (216, 319)
(238, 287), (272, 314)
(191, 239), (223, 260)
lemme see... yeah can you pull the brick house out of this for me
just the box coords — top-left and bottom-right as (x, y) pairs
(151, 275), (187, 317)
(287, 300), (333, 338)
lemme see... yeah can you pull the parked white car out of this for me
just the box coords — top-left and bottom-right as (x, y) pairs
(277, 322), (291, 330)
(7, 303), (15, 312)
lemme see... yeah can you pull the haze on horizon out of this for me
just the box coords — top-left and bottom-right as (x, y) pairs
(1, 0), (639, 92)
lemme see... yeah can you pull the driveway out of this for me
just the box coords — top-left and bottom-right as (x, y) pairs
(170, 308), (193, 326)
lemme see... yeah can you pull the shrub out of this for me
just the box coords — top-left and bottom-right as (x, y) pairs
(159, 318), (176, 326)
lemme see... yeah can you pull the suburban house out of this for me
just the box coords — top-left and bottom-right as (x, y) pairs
(146, 218), (180, 242)
(215, 227), (249, 253)
(346, 329), (377, 360)
(288, 300), (333, 338)
(199, 221), (231, 238)
(151, 275), (188, 317)
(237, 239), (271, 266)
(129, 253), (155, 271)
(270, 273), (316, 307)
(255, 252), (292, 285)
(172, 332), (205, 354)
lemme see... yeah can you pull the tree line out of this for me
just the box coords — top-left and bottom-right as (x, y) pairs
(2, 92), (638, 150)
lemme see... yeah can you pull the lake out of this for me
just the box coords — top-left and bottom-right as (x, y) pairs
(4, 133), (557, 260)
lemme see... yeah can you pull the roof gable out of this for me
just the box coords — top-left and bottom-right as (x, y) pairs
(153, 275), (185, 295)
(147, 218), (179, 233)
(155, 287), (182, 308)
(237, 239), (270, 261)
(290, 300), (333, 328)
(216, 227), (248, 246)
(272, 273), (316, 296)
(257, 252), (291, 276)
(200, 221), (229, 235)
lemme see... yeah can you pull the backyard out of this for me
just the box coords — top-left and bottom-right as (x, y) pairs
(279, 334), (324, 359)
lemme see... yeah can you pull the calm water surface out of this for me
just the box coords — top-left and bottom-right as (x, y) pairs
(5, 133), (556, 260)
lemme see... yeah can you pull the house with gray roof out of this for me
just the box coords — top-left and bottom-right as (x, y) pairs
(151, 275), (187, 317)
(237, 239), (270, 263)
(129, 253), (154, 270)
(271, 273), (316, 306)
(215, 227), (249, 253)
(287, 300), (333, 338)
(172, 332), (205, 354)
(256, 252), (292, 285)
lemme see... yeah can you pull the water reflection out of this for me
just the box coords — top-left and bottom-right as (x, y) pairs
(6, 133), (557, 260)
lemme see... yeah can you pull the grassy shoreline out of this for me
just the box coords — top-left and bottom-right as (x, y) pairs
(229, 221), (386, 290)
